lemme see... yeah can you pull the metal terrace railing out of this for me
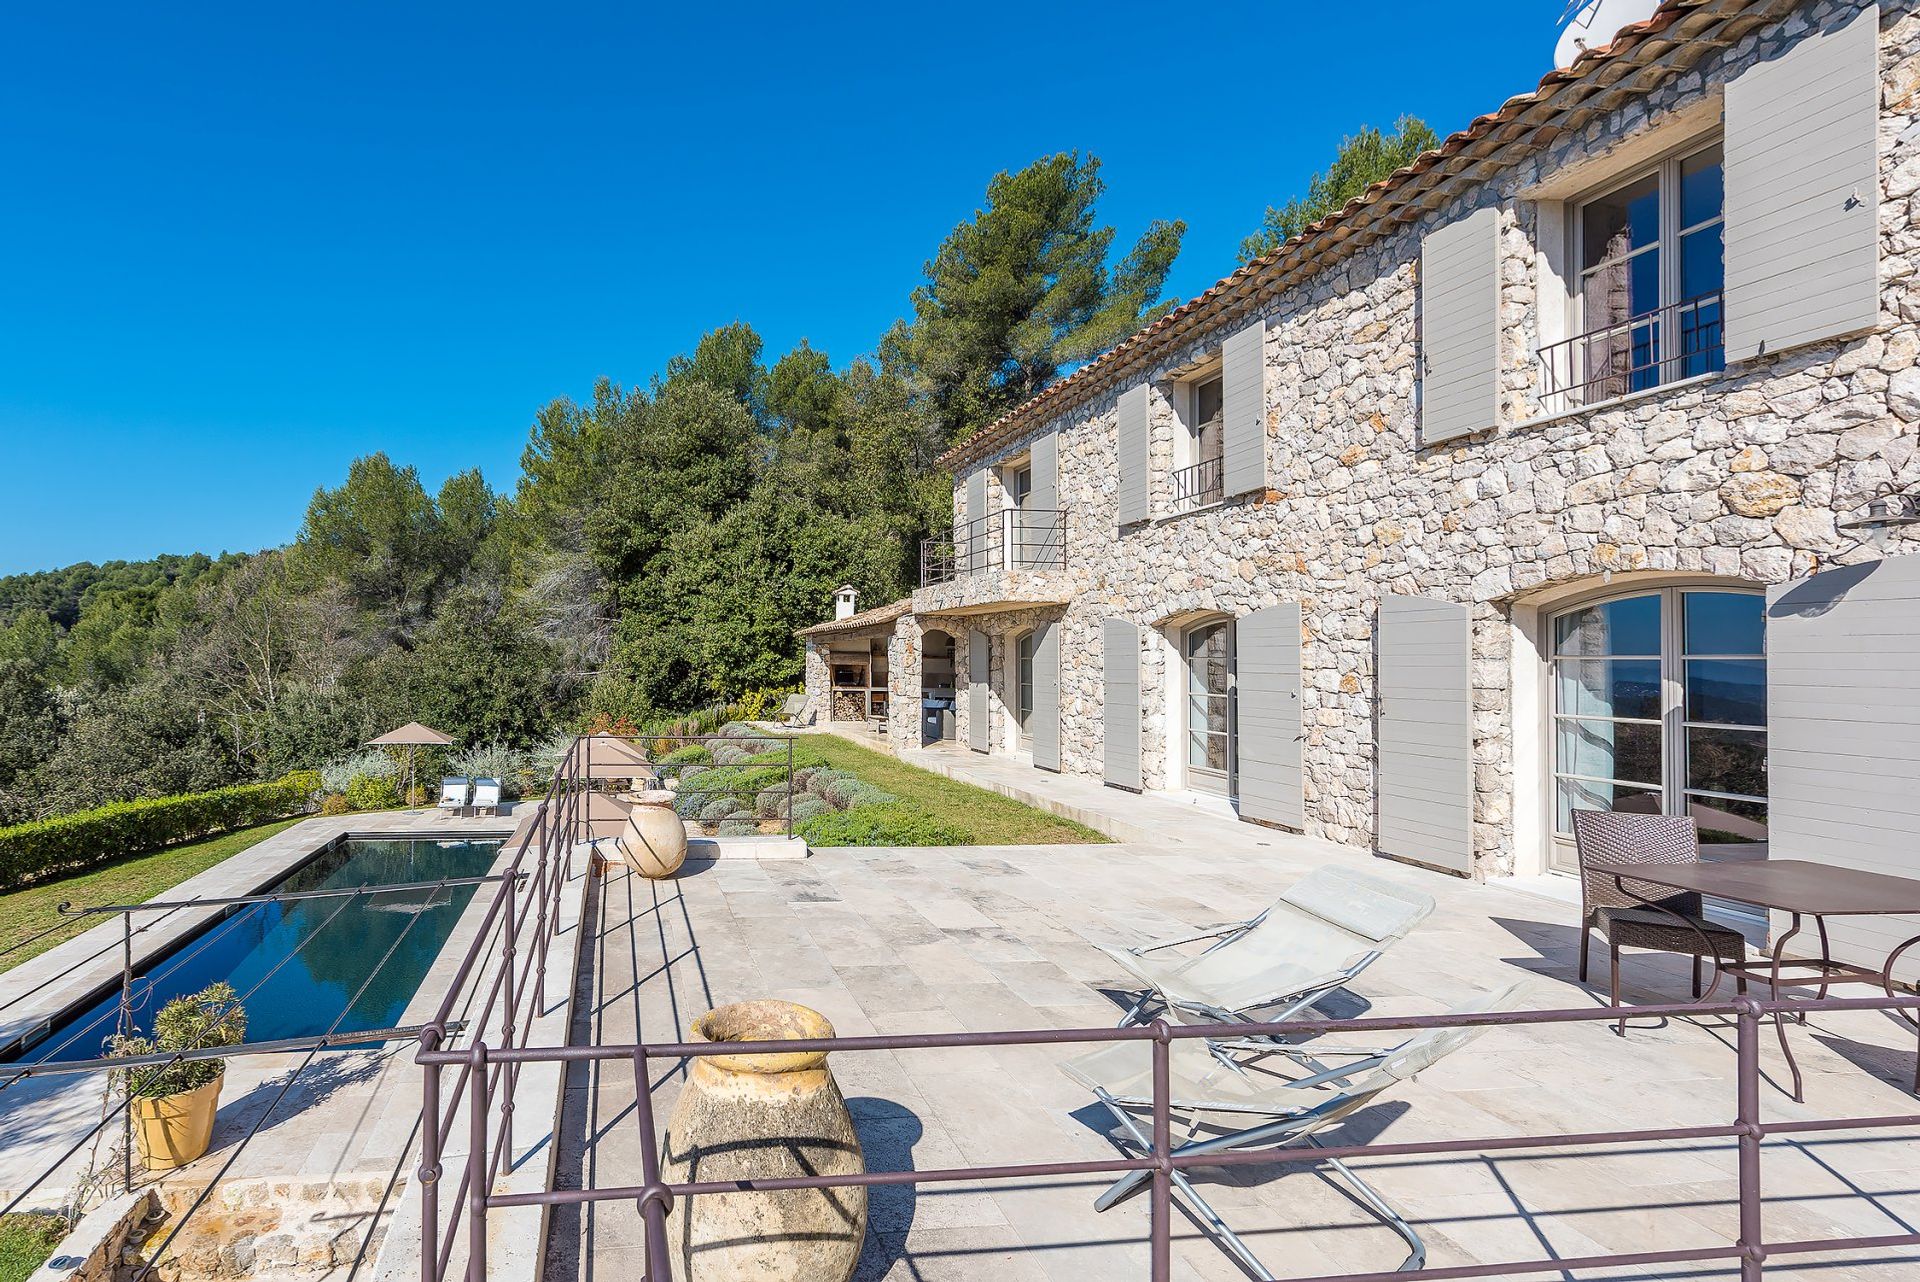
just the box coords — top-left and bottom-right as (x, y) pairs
(424, 987), (1920, 1282)
(409, 737), (1920, 1282)
(919, 508), (1068, 586)
(1537, 288), (1726, 416)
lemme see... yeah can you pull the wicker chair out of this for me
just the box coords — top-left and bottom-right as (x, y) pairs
(1571, 810), (1747, 1007)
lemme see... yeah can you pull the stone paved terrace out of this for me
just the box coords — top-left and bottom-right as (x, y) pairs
(543, 798), (1920, 1282)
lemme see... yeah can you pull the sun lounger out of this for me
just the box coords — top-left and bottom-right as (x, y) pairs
(1060, 981), (1529, 1278)
(437, 777), (471, 813)
(1103, 865), (1436, 1034)
(470, 777), (502, 816)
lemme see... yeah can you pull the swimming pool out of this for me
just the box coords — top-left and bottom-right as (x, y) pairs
(5, 835), (505, 1064)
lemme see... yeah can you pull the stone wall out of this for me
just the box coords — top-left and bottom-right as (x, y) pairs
(928, 0), (1920, 877)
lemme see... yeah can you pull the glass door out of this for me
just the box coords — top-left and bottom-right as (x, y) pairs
(1548, 587), (1767, 873)
(1184, 620), (1234, 796)
(1015, 630), (1035, 751)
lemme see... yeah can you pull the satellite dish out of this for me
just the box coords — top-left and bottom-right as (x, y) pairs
(1555, 0), (1662, 68)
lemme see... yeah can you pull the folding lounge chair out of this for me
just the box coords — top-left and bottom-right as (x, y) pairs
(1060, 981), (1529, 1280)
(470, 777), (502, 816)
(1103, 865), (1437, 1036)
(776, 693), (810, 728)
(437, 777), (470, 814)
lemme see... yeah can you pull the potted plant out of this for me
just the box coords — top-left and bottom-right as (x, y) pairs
(111, 982), (247, 1171)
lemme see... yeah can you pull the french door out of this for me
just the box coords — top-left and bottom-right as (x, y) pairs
(1548, 586), (1767, 873)
(1184, 620), (1235, 797)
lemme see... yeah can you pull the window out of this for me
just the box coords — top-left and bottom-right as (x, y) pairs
(1542, 142), (1725, 413)
(1549, 587), (1766, 871)
(1009, 465), (1033, 509)
(1174, 375), (1225, 513)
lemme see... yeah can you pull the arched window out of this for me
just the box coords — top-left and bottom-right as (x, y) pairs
(1549, 586), (1766, 871)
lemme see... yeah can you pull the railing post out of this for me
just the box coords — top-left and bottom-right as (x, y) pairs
(418, 1038), (442, 1282)
(467, 1043), (489, 1282)
(1149, 1019), (1172, 1282)
(120, 912), (134, 1193)
(786, 736), (794, 840)
(500, 875), (517, 1162)
(1736, 997), (1766, 1282)
(632, 1048), (673, 1282)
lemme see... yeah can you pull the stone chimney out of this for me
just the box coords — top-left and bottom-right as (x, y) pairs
(833, 584), (860, 620)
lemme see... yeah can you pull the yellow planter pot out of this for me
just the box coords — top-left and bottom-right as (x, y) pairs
(131, 1071), (223, 1171)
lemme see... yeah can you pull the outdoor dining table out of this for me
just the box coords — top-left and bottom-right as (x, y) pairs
(1586, 858), (1920, 1101)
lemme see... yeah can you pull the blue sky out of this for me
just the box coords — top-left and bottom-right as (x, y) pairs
(0, 3), (1565, 576)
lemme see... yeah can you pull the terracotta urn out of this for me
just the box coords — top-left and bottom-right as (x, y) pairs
(617, 789), (688, 878)
(131, 1071), (223, 1171)
(662, 1002), (866, 1282)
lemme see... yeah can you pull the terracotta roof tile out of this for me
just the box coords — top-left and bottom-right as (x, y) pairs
(795, 596), (914, 638)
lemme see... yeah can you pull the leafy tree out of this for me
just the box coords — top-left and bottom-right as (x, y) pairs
(887, 152), (1185, 443)
(1240, 116), (1438, 263)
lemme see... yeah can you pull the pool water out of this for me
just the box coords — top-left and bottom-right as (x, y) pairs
(7, 836), (504, 1064)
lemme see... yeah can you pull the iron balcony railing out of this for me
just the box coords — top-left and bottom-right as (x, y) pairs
(920, 507), (1067, 586)
(1538, 287), (1725, 416)
(1171, 454), (1224, 514)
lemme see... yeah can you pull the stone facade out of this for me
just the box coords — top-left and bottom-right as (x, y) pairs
(804, 0), (1920, 879)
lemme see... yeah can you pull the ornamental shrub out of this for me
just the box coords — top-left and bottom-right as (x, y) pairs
(672, 792), (707, 820)
(697, 797), (741, 823)
(445, 742), (529, 799)
(111, 982), (247, 1099)
(319, 750), (396, 796)
(660, 745), (711, 766)
(754, 786), (792, 819)
(716, 818), (761, 837)
(789, 796), (831, 822)
(344, 773), (400, 812)
(821, 777), (894, 810)
(0, 775), (319, 891)
(796, 804), (968, 848)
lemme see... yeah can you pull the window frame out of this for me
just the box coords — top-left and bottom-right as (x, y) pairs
(1552, 135), (1726, 409)
(1546, 583), (1767, 871)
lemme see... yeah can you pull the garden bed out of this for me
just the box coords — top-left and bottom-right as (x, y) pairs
(653, 726), (1105, 847)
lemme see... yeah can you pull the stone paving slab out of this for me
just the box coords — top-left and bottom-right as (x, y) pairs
(545, 826), (1920, 1282)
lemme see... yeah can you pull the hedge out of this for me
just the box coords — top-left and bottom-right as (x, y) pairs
(0, 773), (321, 891)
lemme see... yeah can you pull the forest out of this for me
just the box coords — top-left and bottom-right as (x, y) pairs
(0, 128), (1428, 825)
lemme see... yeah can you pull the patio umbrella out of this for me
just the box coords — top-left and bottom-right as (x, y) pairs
(580, 733), (652, 780)
(366, 722), (456, 806)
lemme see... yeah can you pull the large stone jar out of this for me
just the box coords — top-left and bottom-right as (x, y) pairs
(662, 1001), (866, 1282)
(617, 790), (688, 878)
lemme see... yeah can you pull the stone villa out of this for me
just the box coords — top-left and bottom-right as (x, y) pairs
(800, 0), (1920, 965)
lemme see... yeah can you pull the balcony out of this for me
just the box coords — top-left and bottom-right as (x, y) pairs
(1171, 454), (1224, 514)
(1537, 289), (1725, 417)
(916, 508), (1070, 614)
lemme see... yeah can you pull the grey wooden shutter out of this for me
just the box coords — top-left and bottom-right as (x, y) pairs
(1724, 4), (1880, 363)
(1032, 620), (1061, 772)
(1102, 619), (1142, 790)
(1028, 431), (1062, 568)
(1236, 603), (1303, 829)
(1419, 205), (1500, 445)
(1221, 319), (1267, 498)
(1768, 556), (1920, 981)
(964, 469), (989, 572)
(1376, 594), (1473, 873)
(967, 630), (991, 752)
(1116, 385), (1149, 527)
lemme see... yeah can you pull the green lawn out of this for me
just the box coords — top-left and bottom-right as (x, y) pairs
(0, 819), (304, 976)
(799, 735), (1106, 845)
(0, 1213), (69, 1282)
